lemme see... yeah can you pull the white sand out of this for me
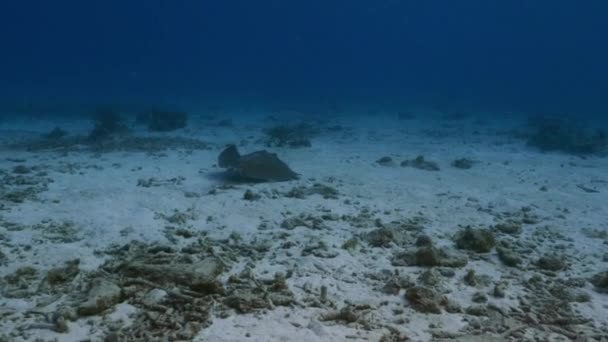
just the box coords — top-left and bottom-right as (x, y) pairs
(1, 110), (607, 341)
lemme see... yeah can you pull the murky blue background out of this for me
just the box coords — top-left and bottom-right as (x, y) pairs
(1, 1), (606, 116)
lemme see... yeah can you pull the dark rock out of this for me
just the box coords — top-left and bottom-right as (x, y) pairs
(285, 183), (339, 199)
(376, 156), (394, 166)
(526, 118), (607, 155)
(494, 222), (522, 235)
(572, 290), (591, 302)
(341, 238), (358, 251)
(365, 228), (396, 248)
(47, 259), (80, 285)
(281, 217), (306, 230)
(528, 274), (543, 284)
(401, 155), (440, 171)
(104, 332), (120, 342)
(439, 254), (469, 268)
(382, 275), (414, 295)
(263, 123), (318, 148)
(414, 246), (443, 267)
(463, 269), (478, 286)
(415, 235), (433, 247)
(137, 109), (188, 132)
(392, 246), (467, 268)
(437, 268), (456, 277)
(12, 165), (31, 174)
(224, 290), (268, 313)
(77, 278), (122, 316)
(405, 287), (441, 314)
(493, 283), (507, 298)
(537, 254), (566, 271)
(243, 190), (261, 201)
(320, 306), (360, 323)
(44, 127), (68, 140)
(451, 158), (474, 169)
(454, 226), (495, 253)
(301, 240), (338, 258)
(121, 258), (224, 292)
(590, 271), (608, 293)
(281, 214), (326, 230)
(443, 300), (462, 313)
(471, 292), (488, 303)
(418, 269), (442, 286)
(4, 266), (37, 285)
(496, 246), (522, 267)
(465, 305), (488, 316)
(87, 110), (129, 142)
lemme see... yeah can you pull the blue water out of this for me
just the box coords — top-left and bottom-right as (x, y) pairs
(1, 1), (607, 116)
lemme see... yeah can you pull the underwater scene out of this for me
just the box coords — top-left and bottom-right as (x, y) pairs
(1, 1), (608, 341)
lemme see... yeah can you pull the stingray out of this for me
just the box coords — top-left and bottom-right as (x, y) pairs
(218, 145), (298, 182)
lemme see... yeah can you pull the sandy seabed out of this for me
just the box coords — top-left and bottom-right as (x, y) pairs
(0, 110), (607, 342)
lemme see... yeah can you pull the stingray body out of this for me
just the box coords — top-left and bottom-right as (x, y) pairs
(218, 145), (298, 182)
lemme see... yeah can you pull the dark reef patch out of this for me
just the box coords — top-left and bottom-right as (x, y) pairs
(454, 226), (496, 253)
(591, 271), (608, 293)
(401, 155), (440, 171)
(525, 118), (607, 155)
(136, 109), (188, 132)
(376, 156), (395, 167)
(43, 127), (68, 140)
(4, 135), (210, 153)
(263, 123), (319, 148)
(451, 158), (475, 169)
(87, 110), (130, 142)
